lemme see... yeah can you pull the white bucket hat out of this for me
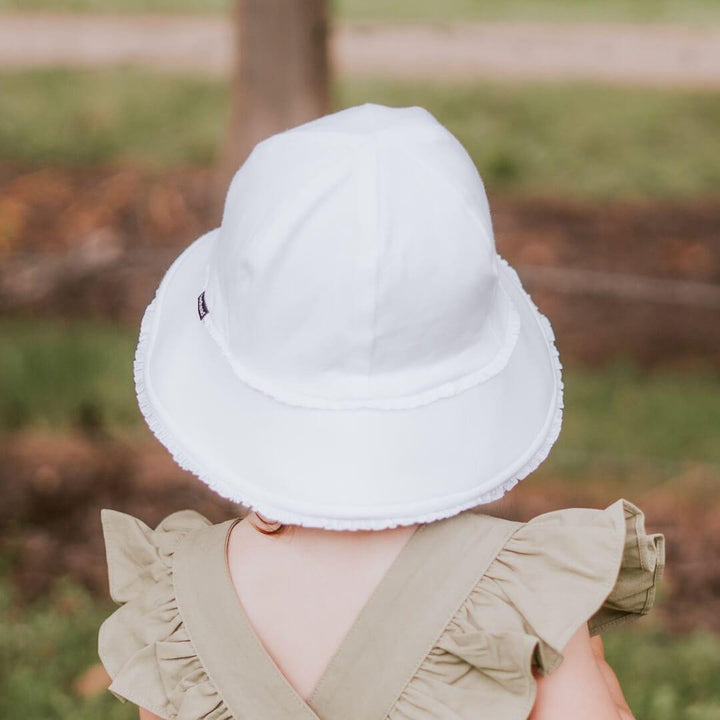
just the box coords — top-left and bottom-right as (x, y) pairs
(134, 103), (563, 530)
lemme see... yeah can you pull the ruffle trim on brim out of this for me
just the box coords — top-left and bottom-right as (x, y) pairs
(132, 255), (564, 530)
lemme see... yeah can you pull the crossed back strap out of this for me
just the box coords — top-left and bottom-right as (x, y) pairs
(308, 511), (522, 720)
(174, 510), (522, 720)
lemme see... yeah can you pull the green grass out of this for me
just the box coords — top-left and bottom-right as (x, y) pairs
(555, 361), (720, 466)
(0, 575), (132, 720)
(340, 79), (720, 199)
(0, 318), (139, 432)
(0, 69), (227, 168)
(2, 69), (720, 199)
(602, 628), (720, 720)
(533, 362), (720, 499)
(336, 0), (720, 24)
(2, 0), (720, 24)
(0, 570), (718, 720)
(2, 319), (720, 488)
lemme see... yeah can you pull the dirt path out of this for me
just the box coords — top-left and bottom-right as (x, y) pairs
(2, 13), (720, 86)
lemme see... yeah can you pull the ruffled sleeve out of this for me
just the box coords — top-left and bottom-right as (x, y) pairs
(490, 497), (666, 675)
(392, 498), (665, 720)
(97, 508), (233, 720)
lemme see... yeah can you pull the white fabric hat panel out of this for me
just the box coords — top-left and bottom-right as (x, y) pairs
(134, 103), (564, 530)
(204, 105), (511, 408)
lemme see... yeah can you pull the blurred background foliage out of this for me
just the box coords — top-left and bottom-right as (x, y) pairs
(0, 0), (719, 22)
(1, 70), (719, 199)
(1, 1), (719, 718)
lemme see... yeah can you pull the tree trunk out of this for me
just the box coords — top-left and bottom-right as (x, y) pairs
(216, 0), (331, 215)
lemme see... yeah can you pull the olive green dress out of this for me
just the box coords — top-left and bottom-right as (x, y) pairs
(97, 497), (665, 720)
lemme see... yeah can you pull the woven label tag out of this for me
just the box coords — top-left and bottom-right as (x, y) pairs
(197, 291), (209, 320)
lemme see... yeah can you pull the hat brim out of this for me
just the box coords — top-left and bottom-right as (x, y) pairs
(134, 229), (563, 530)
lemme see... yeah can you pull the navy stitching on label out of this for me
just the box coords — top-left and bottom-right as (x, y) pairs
(197, 291), (209, 320)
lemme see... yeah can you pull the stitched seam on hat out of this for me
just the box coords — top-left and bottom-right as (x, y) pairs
(367, 136), (383, 391)
(395, 141), (495, 251)
(198, 279), (521, 410)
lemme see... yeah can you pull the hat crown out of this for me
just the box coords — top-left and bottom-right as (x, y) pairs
(136, 103), (563, 527)
(203, 103), (518, 409)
